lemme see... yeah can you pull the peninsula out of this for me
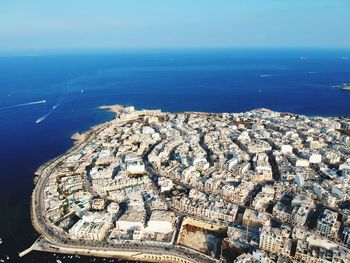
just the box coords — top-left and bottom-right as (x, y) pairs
(22, 105), (350, 263)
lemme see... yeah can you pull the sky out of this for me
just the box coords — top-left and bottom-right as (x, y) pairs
(0, 0), (350, 52)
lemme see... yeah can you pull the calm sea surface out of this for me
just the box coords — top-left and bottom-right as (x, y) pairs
(0, 49), (350, 262)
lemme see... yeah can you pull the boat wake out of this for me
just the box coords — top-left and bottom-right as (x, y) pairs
(35, 101), (61, 124)
(35, 109), (54, 124)
(0, 100), (46, 110)
(35, 82), (68, 124)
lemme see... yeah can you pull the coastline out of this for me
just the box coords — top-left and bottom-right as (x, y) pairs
(70, 104), (125, 142)
(35, 105), (120, 184)
(28, 105), (350, 263)
(98, 104), (125, 113)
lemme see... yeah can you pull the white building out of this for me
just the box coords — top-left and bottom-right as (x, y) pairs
(309, 153), (322, 164)
(126, 160), (145, 175)
(281, 145), (293, 154)
(146, 210), (175, 234)
(69, 220), (112, 241)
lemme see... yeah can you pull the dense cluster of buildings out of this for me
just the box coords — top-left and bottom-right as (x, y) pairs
(40, 106), (350, 262)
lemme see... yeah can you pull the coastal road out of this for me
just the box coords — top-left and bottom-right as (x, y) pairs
(29, 119), (216, 263)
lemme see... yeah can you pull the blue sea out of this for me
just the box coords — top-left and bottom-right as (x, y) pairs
(0, 49), (350, 262)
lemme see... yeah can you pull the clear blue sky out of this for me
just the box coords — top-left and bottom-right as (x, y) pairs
(1, 0), (350, 51)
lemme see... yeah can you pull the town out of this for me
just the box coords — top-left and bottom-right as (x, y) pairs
(28, 105), (350, 263)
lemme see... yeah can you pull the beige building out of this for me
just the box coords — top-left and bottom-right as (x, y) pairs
(69, 220), (112, 241)
(259, 226), (290, 254)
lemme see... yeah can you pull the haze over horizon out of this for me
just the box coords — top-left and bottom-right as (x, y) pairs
(1, 0), (350, 53)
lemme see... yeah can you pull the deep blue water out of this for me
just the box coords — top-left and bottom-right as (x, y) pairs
(0, 49), (350, 262)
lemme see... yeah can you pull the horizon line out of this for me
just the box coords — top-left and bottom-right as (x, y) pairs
(1, 46), (350, 57)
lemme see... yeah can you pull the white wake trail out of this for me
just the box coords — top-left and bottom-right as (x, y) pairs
(35, 108), (55, 123)
(35, 101), (61, 123)
(35, 81), (68, 124)
(0, 100), (46, 110)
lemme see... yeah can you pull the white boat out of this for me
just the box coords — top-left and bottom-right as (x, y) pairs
(35, 117), (45, 123)
(340, 83), (350, 91)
